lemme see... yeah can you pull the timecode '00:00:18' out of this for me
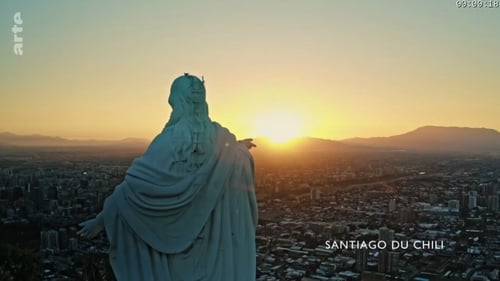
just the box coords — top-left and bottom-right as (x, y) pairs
(456, 0), (500, 7)
(456, 0), (500, 8)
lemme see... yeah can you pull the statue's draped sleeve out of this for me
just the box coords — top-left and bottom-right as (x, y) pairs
(101, 122), (258, 281)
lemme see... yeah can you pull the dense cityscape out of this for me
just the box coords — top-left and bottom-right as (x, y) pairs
(0, 147), (499, 281)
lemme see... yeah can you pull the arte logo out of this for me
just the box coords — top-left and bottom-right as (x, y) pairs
(12, 12), (23, 55)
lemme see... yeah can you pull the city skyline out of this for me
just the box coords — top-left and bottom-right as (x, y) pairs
(1, 1), (499, 141)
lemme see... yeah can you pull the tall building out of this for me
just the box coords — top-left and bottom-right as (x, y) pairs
(41, 230), (60, 252)
(488, 195), (498, 212)
(378, 250), (399, 273)
(379, 227), (394, 245)
(389, 252), (400, 273)
(468, 191), (477, 209)
(378, 250), (389, 273)
(448, 200), (459, 212)
(486, 184), (498, 195)
(460, 192), (470, 216)
(388, 199), (396, 212)
(59, 228), (68, 250)
(355, 249), (368, 272)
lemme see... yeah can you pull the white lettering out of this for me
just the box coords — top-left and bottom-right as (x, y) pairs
(12, 12), (23, 55)
(392, 240), (408, 250)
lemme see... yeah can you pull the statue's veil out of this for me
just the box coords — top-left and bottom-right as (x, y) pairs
(163, 73), (215, 168)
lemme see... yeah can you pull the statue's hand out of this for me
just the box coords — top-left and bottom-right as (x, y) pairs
(77, 216), (104, 239)
(238, 138), (256, 150)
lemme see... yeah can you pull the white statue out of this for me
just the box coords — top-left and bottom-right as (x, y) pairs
(78, 74), (258, 280)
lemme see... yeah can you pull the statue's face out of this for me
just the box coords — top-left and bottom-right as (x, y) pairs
(169, 74), (206, 108)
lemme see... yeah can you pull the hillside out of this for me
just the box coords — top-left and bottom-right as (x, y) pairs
(341, 126), (500, 153)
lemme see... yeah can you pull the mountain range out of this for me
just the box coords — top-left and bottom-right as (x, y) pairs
(0, 132), (149, 147)
(340, 126), (500, 153)
(1, 126), (499, 154)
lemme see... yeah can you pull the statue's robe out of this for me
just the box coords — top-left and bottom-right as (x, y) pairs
(101, 122), (258, 280)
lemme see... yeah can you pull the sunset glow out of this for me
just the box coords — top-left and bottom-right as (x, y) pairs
(254, 111), (304, 143)
(0, 1), (499, 141)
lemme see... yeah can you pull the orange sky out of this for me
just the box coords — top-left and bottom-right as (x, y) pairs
(1, 1), (499, 141)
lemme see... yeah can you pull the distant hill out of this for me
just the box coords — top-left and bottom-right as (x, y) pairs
(0, 132), (149, 148)
(2, 125), (499, 154)
(341, 126), (500, 153)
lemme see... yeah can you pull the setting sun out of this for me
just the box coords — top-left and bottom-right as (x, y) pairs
(254, 111), (304, 143)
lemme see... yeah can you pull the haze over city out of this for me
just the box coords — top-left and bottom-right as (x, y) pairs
(1, 1), (499, 141)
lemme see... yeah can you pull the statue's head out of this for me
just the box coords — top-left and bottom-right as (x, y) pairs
(166, 73), (210, 127)
(168, 73), (206, 108)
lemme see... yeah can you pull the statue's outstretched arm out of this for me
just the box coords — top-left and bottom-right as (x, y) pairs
(238, 138), (256, 150)
(77, 212), (104, 239)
